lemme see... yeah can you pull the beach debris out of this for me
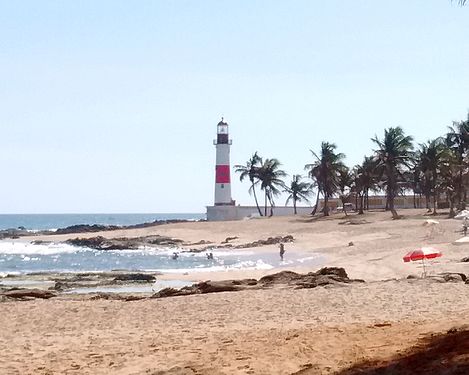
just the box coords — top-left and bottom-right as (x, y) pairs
(339, 218), (370, 225)
(372, 322), (392, 328)
(423, 219), (440, 226)
(151, 267), (363, 299)
(0, 288), (56, 300)
(88, 293), (145, 301)
(461, 257), (469, 262)
(348, 241), (354, 246)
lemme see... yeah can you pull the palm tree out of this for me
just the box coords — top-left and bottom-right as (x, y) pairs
(360, 156), (379, 210)
(352, 157), (379, 215)
(258, 158), (287, 216)
(305, 142), (346, 216)
(417, 138), (445, 214)
(440, 148), (460, 218)
(446, 115), (469, 209)
(234, 152), (263, 216)
(372, 127), (414, 219)
(284, 175), (313, 214)
(337, 167), (352, 216)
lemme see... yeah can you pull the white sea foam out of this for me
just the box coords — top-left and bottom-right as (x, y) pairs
(157, 259), (274, 274)
(0, 241), (83, 255)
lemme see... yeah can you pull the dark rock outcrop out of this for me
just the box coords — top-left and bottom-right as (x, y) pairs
(222, 236), (239, 244)
(236, 235), (294, 249)
(152, 267), (362, 299)
(1, 288), (56, 300)
(0, 228), (32, 239)
(55, 219), (196, 235)
(66, 235), (183, 250)
(55, 224), (120, 235)
(113, 273), (156, 282)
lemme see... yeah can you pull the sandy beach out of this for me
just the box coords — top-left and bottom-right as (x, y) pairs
(2, 209), (469, 374)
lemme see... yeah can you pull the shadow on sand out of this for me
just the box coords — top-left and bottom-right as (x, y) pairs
(336, 328), (469, 375)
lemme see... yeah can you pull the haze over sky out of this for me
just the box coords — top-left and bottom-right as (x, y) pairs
(1, 1), (468, 213)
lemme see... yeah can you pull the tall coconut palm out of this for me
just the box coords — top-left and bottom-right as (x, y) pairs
(258, 158), (287, 216)
(440, 147), (460, 218)
(417, 138), (445, 214)
(446, 115), (469, 209)
(337, 167), (352, 216)
(352, 157), (379, 215)
(351, 165), (365, 215)
(372, 127), (414, 219)
(284, 175), (313, 214)
(305, 142), (346, 216)
(360, 156), (380, 210)
(234, 152), (263, 216)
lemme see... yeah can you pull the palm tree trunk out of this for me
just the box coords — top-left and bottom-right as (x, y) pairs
(449, 193), (456, 218)
(267, 190), (274, 217)
(311, 191), (320, 216)
(432, 170), (438, 215)
(359, 193), (364, 215)
(324, 195), (329, 216)
(294, 200), (297, 215)
(264, 191), (268, 217)
(390, 197), (399, 219)
(251, 182), (263, 216)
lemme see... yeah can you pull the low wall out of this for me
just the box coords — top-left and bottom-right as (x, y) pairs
(206, 205), (312, 221)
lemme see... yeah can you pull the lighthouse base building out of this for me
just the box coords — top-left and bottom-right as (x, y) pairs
(206, 118), (312, 221)
(206, 205), (313, 221)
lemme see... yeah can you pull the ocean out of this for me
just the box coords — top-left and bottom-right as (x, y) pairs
(0, 213), (206, 231)
(0, 213), (323, 285)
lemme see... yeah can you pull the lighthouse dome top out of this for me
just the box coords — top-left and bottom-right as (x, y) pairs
(217, 117), (228, 126)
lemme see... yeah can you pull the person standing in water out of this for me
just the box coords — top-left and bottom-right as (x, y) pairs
(279, 243), (285, 261)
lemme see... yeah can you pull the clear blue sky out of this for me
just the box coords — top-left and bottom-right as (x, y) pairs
(1, 1), (468, 213)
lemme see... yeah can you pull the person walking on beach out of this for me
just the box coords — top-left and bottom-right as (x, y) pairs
(279, 243), (285, 261)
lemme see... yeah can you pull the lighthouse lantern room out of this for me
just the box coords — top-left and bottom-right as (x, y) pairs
(213, 118), (234, 206)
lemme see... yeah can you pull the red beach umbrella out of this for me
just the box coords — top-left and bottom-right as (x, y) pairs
(403, 247), (442, 277)
(403, 247), (442, 262)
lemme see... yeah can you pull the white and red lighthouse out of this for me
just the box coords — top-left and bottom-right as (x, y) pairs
(213, 118), (234, 206)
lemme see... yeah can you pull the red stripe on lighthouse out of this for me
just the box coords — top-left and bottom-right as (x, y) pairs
(216, 165), (230, 183)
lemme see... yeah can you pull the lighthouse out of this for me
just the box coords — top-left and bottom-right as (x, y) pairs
(213, 118), (234, 206)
